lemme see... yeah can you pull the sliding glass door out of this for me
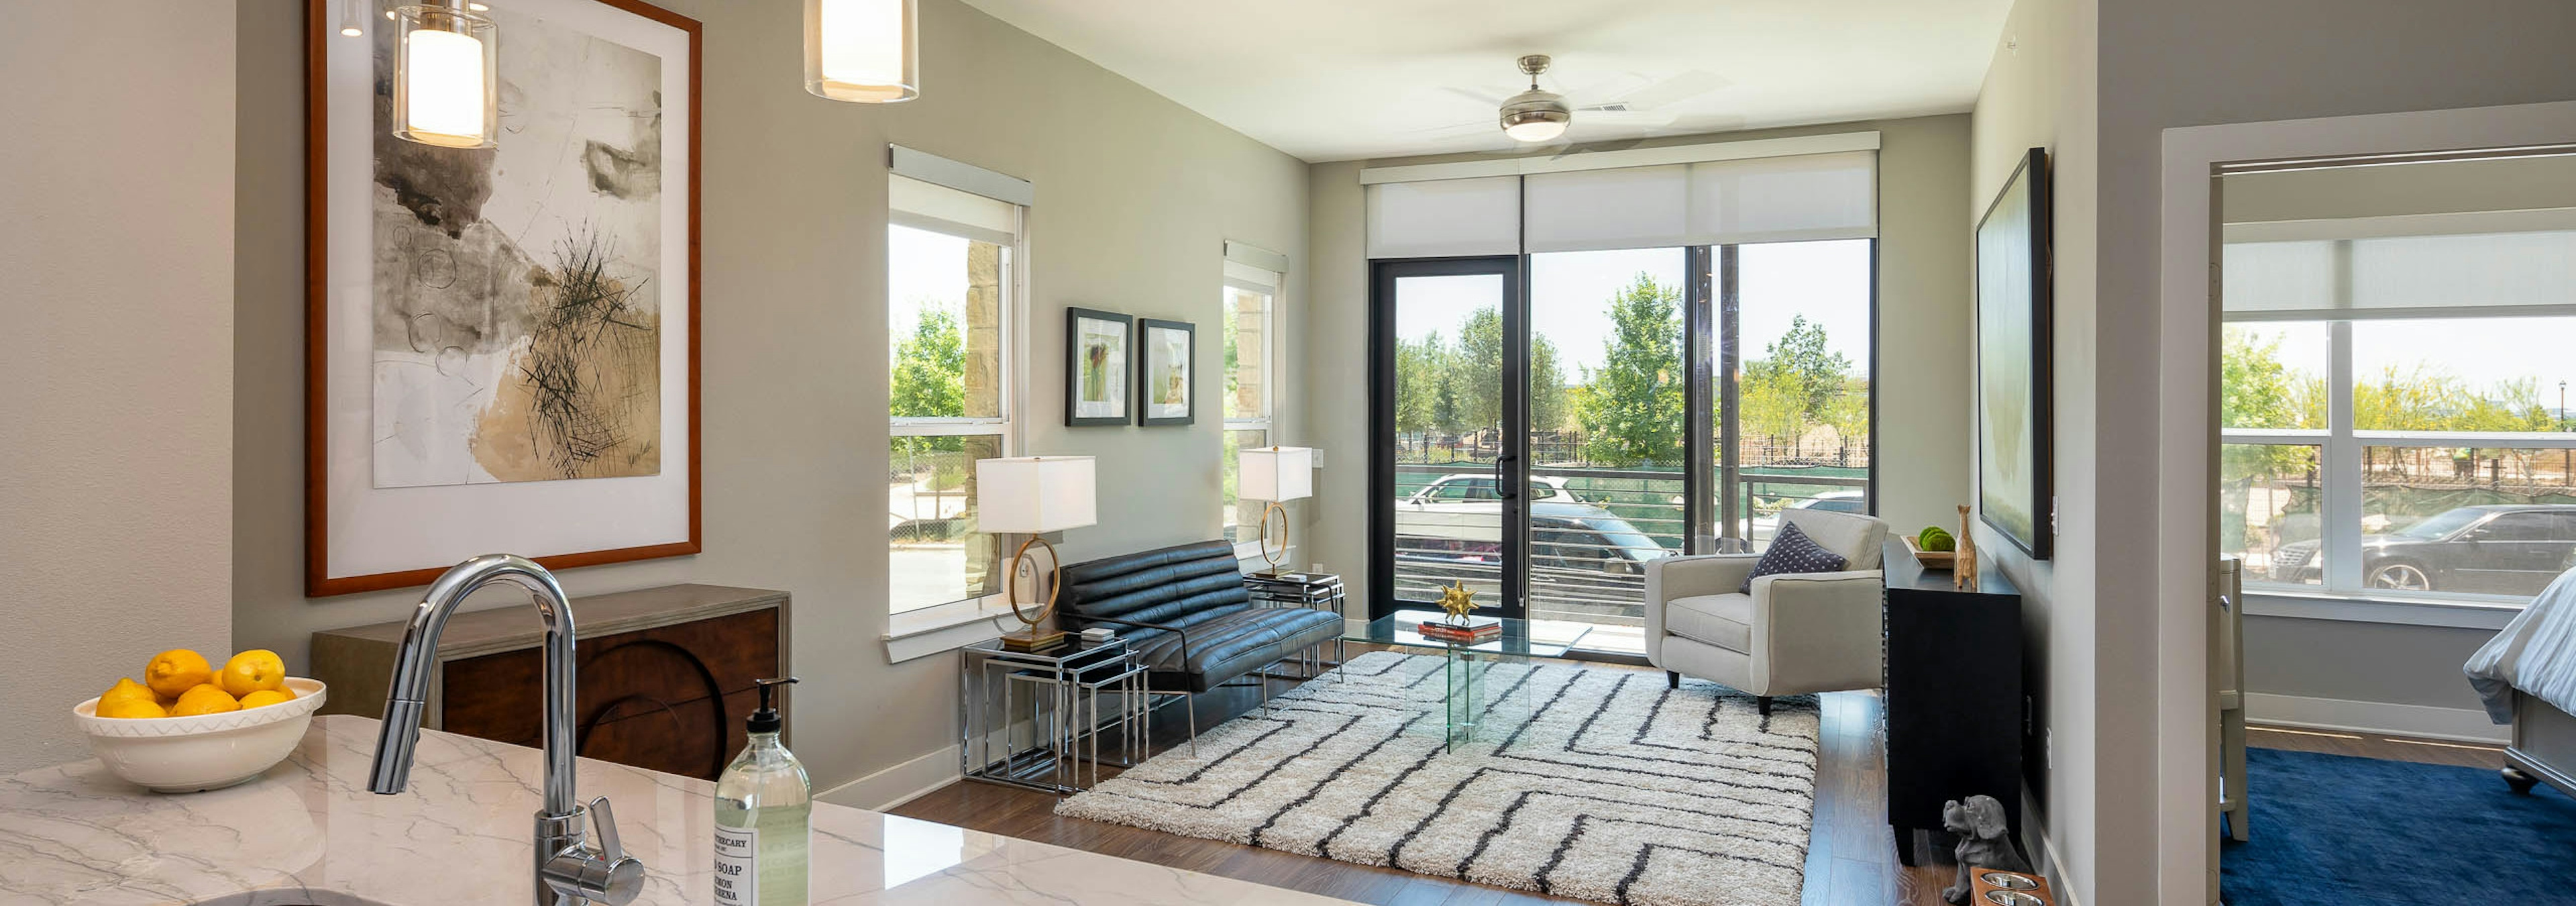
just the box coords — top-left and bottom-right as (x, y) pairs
(1371, 242), (1875, 656)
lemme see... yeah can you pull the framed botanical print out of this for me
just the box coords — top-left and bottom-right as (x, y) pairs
(1137, 318), (1195, 426)
(1066, 307), (1132, 426)
(305, 0), (702, 596)
(1975, 147), (2054, 560)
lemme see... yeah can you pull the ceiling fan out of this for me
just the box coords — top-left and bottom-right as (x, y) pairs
(1421, 54), (1726, 149)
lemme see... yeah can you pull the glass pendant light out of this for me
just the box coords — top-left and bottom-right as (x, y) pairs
(804, 0), (919, 103)
(338, 0), (366, 37)
(390, 1), (499, 149)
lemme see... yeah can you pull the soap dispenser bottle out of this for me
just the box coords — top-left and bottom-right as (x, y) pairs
(714, 677), (808, 906)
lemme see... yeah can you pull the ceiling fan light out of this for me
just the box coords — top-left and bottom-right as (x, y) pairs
(1499, 87), (1570, 143)
(1503, 115), (1568, 143)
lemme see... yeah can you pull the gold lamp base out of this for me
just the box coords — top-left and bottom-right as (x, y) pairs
(1254, 500), (1290, 574)
(1002, 534), (1069, 652)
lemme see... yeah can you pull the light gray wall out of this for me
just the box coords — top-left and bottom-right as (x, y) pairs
(230, 0), (1309, 792)
(2081, 0), (2576, 902)
(1968, 0), (2100, 896)
(1300, 115), (1976, 601)
(0, 1), (239, 774)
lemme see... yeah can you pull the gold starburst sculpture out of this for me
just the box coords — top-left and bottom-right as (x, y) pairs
(1436, 581), (1477, 624)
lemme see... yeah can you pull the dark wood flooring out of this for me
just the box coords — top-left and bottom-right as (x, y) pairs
(892, 658), (1954, 905)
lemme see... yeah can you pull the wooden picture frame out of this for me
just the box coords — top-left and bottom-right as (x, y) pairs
(1974, 147), (2054, 560)
(1065, 307), (1133, 426)
(1136, 318), (1196, 426)
(304, 0), (703, 596)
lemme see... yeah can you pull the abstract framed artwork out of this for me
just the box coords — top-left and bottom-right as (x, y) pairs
(1136, 317), (1196, 427)
(1065, 307), (1132, 426)
(305, 0), (702, 596)
(1974, 146), (2055, 560)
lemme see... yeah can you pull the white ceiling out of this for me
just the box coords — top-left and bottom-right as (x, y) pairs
(959, 0), (2016, 162)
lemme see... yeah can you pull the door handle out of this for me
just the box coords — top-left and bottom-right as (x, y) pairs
(1494, 455), (1517, 501)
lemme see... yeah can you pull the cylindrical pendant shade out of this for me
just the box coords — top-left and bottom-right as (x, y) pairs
(806, 0), (920, 103)
(391, 3), (498, 149)
(975, 456), (1097, 534)
(1238, 446), (1313, 503)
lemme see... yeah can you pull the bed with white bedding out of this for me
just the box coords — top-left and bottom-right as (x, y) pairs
(2465, 566), (2576, 797)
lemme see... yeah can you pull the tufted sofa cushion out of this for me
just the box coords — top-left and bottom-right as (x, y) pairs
(1056, 540), (1340, 693)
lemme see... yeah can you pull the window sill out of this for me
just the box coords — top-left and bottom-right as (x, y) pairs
(882, 595), (1022, 663)
(2241, 589), (2522, 631)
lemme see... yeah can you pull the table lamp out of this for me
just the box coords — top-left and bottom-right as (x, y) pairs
(974, 456), (1097, 652)
(1236, 446), (1313, 574)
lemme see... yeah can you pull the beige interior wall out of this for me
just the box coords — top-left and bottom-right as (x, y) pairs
(0, 1), (240, 774)
(1968, 0), (2099, 897)
(230, 0), (1308, 792)
(2083, 1), (2576, 903)
(1301, 115), (1977, 601)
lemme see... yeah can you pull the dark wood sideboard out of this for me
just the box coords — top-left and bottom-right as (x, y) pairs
(1882, 540), (2023, 867)
(311, 584), (790, 781)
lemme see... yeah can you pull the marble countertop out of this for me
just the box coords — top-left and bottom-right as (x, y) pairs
(0, 715), (1349, 906)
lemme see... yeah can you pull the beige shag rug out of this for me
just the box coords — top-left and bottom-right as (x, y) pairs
(1057, 651), (1819, 906)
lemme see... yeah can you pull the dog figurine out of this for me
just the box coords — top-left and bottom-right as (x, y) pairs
(1941, 795), (2031, 904)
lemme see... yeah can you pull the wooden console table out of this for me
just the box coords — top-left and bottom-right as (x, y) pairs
(1883, 540), (2023, 866)
(311, 583), (790, 781)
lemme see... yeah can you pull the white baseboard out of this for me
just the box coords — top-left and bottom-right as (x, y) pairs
(816, 744), (961, 812)
(2242, 692), (2509, 744)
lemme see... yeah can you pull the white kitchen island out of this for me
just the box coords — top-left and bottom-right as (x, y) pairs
(0, 715), (1349, 906)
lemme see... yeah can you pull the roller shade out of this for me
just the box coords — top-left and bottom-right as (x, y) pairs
(1364, 176), (1520, 258)
(890, 173), (1017, 246)
(2223, 229), (2576, 318)
(1364, 146), (1877, 258)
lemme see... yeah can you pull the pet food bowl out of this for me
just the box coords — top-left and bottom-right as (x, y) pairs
(72, 678), (327, 793)
(1981, 872), (2041, 891)
(1983, 891), (2047, 906)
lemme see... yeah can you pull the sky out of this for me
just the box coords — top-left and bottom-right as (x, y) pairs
(2230, 315), (2576, 407)
(1391, 239), (1875, 383)
(888, 224), (971, 356)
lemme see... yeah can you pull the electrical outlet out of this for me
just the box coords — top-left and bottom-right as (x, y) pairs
(1310, 449), (1324, 468)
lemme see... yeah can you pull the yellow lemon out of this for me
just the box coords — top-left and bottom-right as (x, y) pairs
(99, 677), (158, 707)
(144, 649), (214, 699)
(237, 689), (295, 709)
(218, 650), (288, 698)
(170, 684), (240, 717)
(96, 699), (168, 719)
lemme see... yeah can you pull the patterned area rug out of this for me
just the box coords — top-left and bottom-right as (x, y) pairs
(1057, 651), (1819, 906)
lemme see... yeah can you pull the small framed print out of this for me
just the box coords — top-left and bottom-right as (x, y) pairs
(1066, 307), (1132, 426)
(1136, 317), (1195, 426)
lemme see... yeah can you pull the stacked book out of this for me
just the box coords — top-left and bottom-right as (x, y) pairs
(1417, 615), (1502, 644)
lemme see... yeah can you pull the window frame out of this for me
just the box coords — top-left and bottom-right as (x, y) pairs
(885, 182), (1032, 630)
(1224, 258), (1283, 560)
(2221, 231), (2576, 611)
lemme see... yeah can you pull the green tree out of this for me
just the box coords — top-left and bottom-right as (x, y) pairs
(1529, 336), (1568, 436)
(1738, 367), (1806, 449)
(1453, 307), (1505, 441)
(1576, 274), (1684, 464)
(1766, 315), (1851, 419)
(1820, 381), (1869, 453)
(2218, 326), (2316, 481)
(890, 308), (965, 458)
(1393, 333), (1441, 437)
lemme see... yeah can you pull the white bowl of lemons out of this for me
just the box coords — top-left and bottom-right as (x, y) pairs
(72, 648), (329, 793)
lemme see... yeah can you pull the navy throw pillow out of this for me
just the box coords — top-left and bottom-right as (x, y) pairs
(1741, 520), (1849, 593)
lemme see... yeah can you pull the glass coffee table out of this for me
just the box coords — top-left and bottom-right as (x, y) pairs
(1344, 610), (1592, 749)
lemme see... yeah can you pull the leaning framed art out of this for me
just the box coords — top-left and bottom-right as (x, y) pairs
(304, 0), (702, 596)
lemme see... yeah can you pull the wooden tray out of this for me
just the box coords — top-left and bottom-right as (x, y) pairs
(1901, 534), (1959, 570)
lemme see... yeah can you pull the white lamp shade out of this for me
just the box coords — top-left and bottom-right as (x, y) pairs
(975, 456), (1097, 533)
(1237, 446), (1313, 503)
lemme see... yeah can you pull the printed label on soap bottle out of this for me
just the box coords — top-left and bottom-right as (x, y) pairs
(712, 824), (757, 905)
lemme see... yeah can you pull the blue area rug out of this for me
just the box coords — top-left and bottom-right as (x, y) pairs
(2221, 747), (2576, 906)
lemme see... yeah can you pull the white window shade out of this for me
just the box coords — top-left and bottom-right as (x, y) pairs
(1502, 150), (1880, 254)
(1365, 176), (1520, 258)
(2225, 230), (2576, 318)
(890, 173), (1017, 246)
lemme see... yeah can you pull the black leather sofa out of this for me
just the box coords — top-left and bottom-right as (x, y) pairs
(1056, 540), (1340, 748)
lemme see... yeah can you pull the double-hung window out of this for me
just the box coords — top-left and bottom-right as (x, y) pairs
(1222, 245), (1285, 550)
(2221, 215), (2576, 603)
(887, 160), (1028, 616)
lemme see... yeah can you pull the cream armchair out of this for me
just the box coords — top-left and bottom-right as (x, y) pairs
(1644, 508), (1890, 712)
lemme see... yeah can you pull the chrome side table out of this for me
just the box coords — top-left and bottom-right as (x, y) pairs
(1244, 570), (1347, 678)
(958, 636), (1148, 794)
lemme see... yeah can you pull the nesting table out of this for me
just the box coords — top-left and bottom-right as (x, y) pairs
(957, 636), (1149, 794)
